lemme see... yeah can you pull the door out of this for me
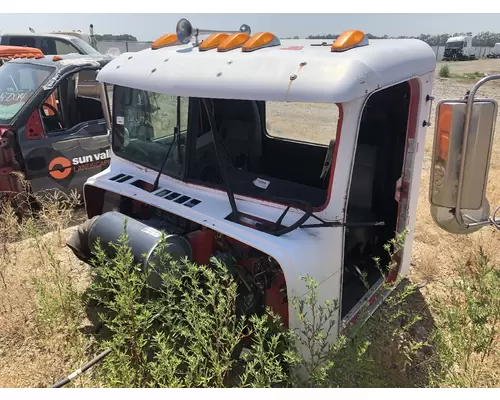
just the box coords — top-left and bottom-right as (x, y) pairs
(19, 68), (111, 196)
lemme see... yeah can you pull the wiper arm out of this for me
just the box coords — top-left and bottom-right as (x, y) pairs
(201, 98), (240, 223)
(153, 96), (182, 192)
(152, 129), (178, 191)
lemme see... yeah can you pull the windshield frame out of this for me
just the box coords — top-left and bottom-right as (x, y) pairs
(0, 61), (56, 125)
(111, 85), (191, 180)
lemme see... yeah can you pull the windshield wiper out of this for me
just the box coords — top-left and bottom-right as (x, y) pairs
(201, 98), (240, 223)
(152, 97), (181, 191)
(152, 129), (178, 191)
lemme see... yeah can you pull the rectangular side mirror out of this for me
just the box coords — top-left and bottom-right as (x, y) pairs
(430, 99), (497, 211)
(76, 70), (101, 99)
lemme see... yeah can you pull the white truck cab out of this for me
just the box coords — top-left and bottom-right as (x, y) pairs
(443, 35), (475, 61)
(67, 19), (500, 362)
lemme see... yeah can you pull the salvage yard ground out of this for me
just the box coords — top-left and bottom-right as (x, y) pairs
(1, 59), (500, 388)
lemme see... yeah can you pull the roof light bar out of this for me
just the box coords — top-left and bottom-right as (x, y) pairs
(217, 32), (251, 52)
(199, 33), (230, 51)
(151, 33), (180, 50)
(331, 30), (368, 52)
(242, 32), (281, 52)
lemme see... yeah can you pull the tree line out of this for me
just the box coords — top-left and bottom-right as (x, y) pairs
(302, 32), (500, 47)
(95, 34), (138, 42)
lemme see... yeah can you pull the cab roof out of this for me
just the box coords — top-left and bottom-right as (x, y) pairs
(1, 32), (77, 41)
(447, 36), (469, 42)
(7, 53), (111, 69)
(97, 38), (436, 104)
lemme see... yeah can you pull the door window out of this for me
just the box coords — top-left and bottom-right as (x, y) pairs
(8, 36), (36, 48)
(41, 69), (104, 135)
(41, 38), (80, 55)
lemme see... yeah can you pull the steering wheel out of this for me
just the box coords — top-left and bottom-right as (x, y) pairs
(41, 102), (63, 128)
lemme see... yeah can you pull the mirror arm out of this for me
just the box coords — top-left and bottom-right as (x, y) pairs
(455, 73), (500, 228)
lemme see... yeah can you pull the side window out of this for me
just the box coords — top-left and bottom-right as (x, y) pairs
(265, 101), (340, 146)
(41, 69), (105, 135)
(55, 39), (80, 55)
(8, 36), (36, 48)
(40, 38), (55, 55)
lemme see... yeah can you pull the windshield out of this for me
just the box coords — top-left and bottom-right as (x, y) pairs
(70, 37), (102, 55)
(112, 85), (189, 179)
(0, 62), (54, 123)
(445, 41), (465, 49)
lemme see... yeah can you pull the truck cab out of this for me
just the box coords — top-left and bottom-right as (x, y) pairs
(0, 32), (101, 56)
(0, 53), (112, 204)
(67, 20), (439, 361)
(442, 35), (474, 61)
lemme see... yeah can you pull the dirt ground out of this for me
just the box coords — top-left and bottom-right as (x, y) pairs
(1, 58), (500, 388)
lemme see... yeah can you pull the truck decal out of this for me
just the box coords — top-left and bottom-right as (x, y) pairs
(49, 149), (111, 180)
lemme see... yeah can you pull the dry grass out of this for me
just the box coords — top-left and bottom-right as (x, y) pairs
(0, 189), (92, 388)
(1, 59), (500, 387)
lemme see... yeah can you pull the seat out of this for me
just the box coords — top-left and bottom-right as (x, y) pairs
(214, 99), (263, 172)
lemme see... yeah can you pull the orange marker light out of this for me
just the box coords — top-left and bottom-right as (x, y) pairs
(52, 55), (63, 61)
(331, 30), (368, 52)
(217, 32), (250, 52)
(200, 33), (230, 51)
(152, 33), (179, 50)
(242, 32), (281, 52)
(437, 104), (452, 161)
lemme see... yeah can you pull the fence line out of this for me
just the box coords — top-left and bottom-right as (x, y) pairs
(96, 40), (495, 61)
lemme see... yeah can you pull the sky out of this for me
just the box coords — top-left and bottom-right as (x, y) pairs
(0, 14), (498, 42)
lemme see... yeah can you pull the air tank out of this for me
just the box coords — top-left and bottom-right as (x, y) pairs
(68, 211), (192, 289)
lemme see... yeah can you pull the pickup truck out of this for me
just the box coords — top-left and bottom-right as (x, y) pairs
(0, 31), (101, 56)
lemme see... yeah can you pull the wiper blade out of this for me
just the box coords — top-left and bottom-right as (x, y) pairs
(152, 130), (178, 191)
(153, 96), (181, 192)
(201, 98), (240, 223)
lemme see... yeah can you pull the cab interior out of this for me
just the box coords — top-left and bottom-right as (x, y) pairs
(188, 98), (330, 207)
(41, 69), (104, 133)
(187, 82), (412, 317)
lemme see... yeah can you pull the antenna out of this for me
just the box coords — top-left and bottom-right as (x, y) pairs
(175, 18), (251, 47)
(29, 27), (35, 33)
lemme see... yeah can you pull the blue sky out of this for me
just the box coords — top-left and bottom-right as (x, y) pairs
(0, 14), (497, 42)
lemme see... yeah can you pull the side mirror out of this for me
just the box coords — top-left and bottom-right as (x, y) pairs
(429, 98), (497, 234)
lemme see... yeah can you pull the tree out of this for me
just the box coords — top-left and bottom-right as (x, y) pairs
(95, 34), (138, 42)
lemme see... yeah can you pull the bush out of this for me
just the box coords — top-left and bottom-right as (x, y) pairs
(86, 227), (424, 388)
(439, 64), (451, 78)
(430, 246), (500, 387)
(88, 231), (295, 388)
